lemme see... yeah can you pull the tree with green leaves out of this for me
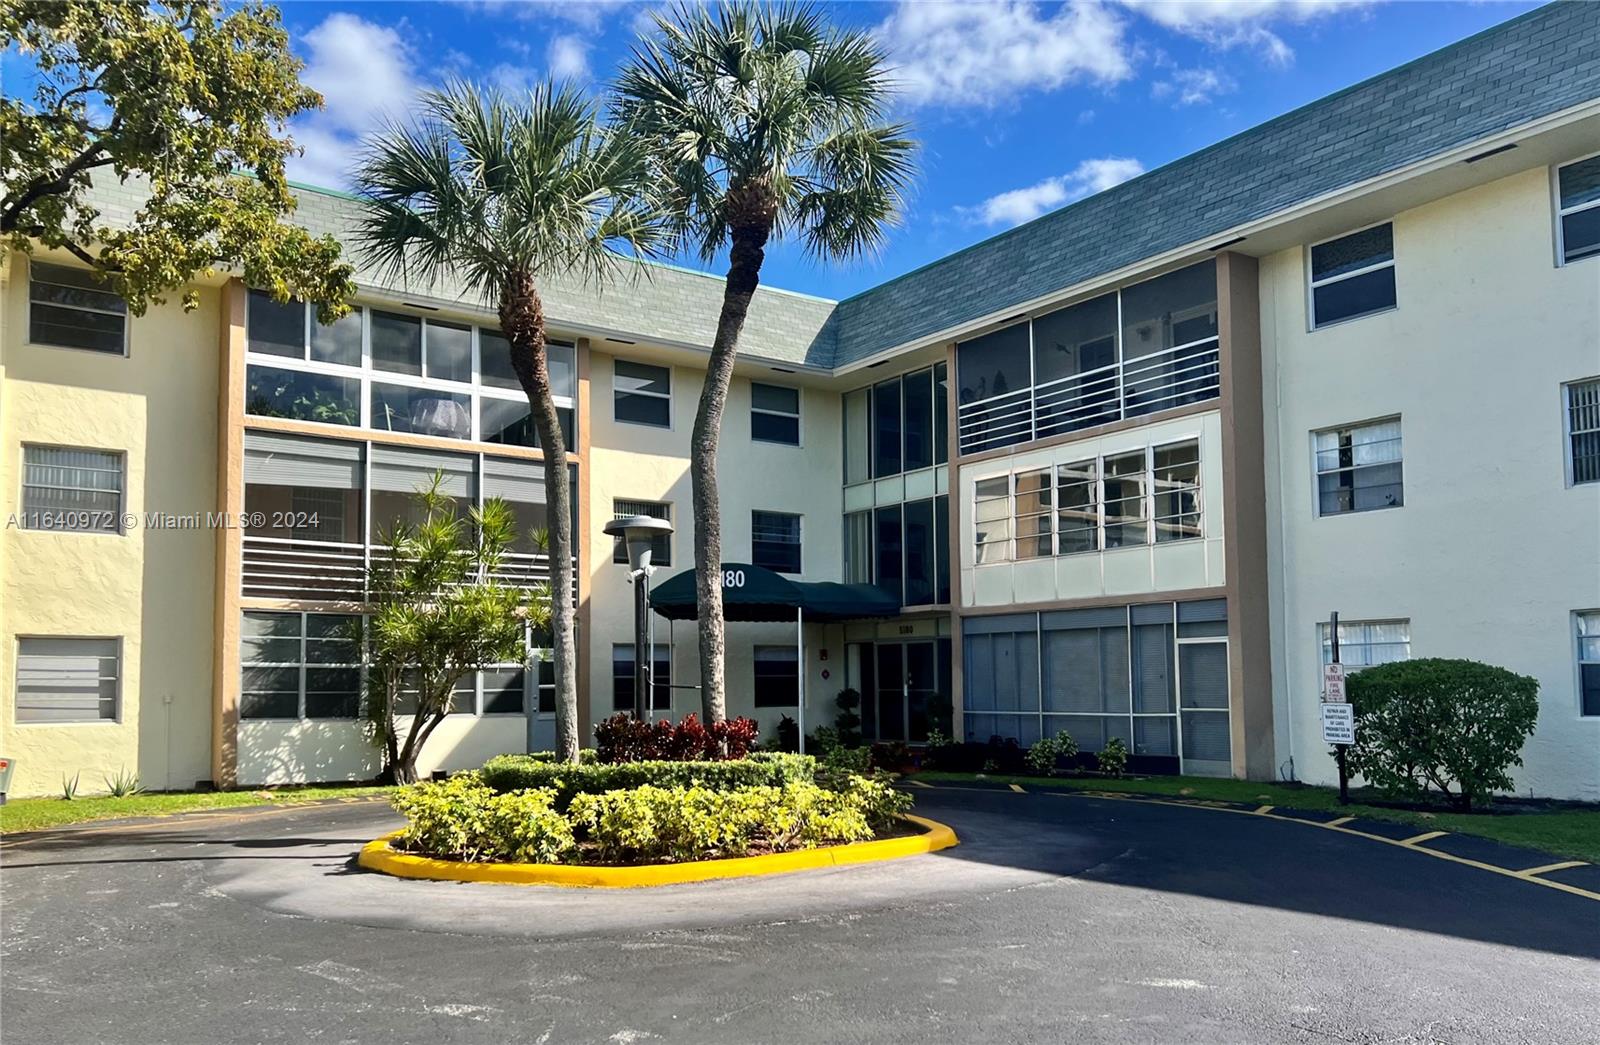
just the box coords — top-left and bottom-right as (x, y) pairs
(615, 1), (916, 722)
(0, 0), (353, 317)
(353, 81), (667, 762)
(364, 476), (547, 784)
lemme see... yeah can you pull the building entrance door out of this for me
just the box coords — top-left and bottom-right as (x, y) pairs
(860, 639), (948, 743)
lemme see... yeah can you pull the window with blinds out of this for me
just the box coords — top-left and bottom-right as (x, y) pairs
(29, 261), (127, 354)
(1567, 379), (1600, 485)
(752, 510), (801, 574)
(613, 500), (671, 566)
(1314, 418), (1403, 515)
(15, 637), (120, 722)
(1319, 619), (1410, 669)
(21, 446), (124, 532)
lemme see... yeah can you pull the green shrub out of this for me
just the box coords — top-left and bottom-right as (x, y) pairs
(478, 752), (816, 807)
(1024, 730), (1079, 776)
(1344, 658), (1539, 811)
(832, 689), (863, 748)
(1096, 737), (1128, 778)
(390, 774), (575, 863)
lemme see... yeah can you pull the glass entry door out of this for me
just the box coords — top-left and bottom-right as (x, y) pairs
(866, 640), (944, 743)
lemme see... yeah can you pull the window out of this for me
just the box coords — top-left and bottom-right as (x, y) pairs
(872, 379), (902, 477)
(845, 497), (947, 605)
(371, 383), (472, 439)
(752, 510), (802, 574)
(480, 664), (526, 715)
(21, 446), (123, 533)
(1012, 469), (1053, 560)
(973, 476), (1011, 564)
(1310, 223), (1396, 328)
(1055, 459), (1098, 554)
(875, 504), (903, 596)
(613, 499), (671, 567)
(843, 388), (871, 484)
(843, 364), (948, 483)
(1556, 154), (1600, 265)
(1102, 450), (1147, 548)
(371, 310), (423, 376)
(14, 638), (119, 722)
(1318, 619), (1410, 670)
(843, 510), (873, 584)
(614, 359), (671, 427)
(1566, 379), (1600, 485)
(240, 612), (362, 719)
(612, 644), (671, 712)
(751, 383), (800, 445)
(246, 365), (361, 427)
(28, 261), (127, 354)
(249, 292), (363, 365)
(1152, 441), (1201, 542)
(1577, 611), (1600, 717)
(903, 498), (936, 605)
(754, 646), (800, 707)
(1315, 419), (1403, 515)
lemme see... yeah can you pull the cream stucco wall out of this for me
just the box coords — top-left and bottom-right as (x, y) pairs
(586, 350), (847, 742)
(1261, 166), (1600, 800)
(0, 254), (219, 797)
(959, 410), (1228, 609)
(237, 716), (531, 786)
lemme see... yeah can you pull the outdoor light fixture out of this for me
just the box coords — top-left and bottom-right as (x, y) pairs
(603, 514), (675, 719)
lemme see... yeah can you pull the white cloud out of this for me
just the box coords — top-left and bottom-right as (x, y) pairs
(876, 1), (1134, 109)
(1120, 1), (1369, 65)
(1153, 66), (1237, 106)
(459, 0), (629, 30)
(289, 13), (419, 187)
(964, 157), (1145, 227)
(546, 33), (591, 81)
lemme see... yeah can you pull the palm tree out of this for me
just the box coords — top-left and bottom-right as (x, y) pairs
(353, 82), (666, 762)
(615, 2), (916, 723)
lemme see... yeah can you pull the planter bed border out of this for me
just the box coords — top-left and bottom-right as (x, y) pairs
(357, 814), (957, 888)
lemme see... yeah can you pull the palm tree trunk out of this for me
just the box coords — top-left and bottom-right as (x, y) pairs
(501, 270), (581, 763)
(693, 204), (774, 723)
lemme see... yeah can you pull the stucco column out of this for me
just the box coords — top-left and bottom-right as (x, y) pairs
(944, 340), (964, 743)
(574, 337), (593, 741)
(210, 279), (247, 788)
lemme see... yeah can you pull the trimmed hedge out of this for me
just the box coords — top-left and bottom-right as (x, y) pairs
(479, 751), (817, 808)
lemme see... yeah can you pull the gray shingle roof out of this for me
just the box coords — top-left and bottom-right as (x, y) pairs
(824, 0), (1600, 367)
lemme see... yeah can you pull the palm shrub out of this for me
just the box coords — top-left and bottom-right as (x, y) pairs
(363, 477), (540, 784)
(616, 2), (916, 723)
(1344, 658), (1539, 811)
(354, 81), (667, 761)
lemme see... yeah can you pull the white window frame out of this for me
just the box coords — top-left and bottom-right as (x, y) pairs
(1312, 416), (1404, 517)
(612, 358), (673, 429)
(972, 472), (1014, 564)
(751, 509), (803, 574)
(1563, 377), (1600, 487)
(1576, 610), (1600, 719)
(18, 443), (127, 535)
(25, 258), (130, 357)
(239, 610), (364, 721)
(243, 295), (576, 445)
(750, 381), (802, 446)
(1306, 221), (1397, 331)
(1554, 150), (1600, 267)
(612, 498), (673, 567)
(1318, 618), (1411, 671)
(14, 636), (123, 725)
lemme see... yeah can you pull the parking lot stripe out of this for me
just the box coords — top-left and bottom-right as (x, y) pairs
(1517, 860), (1587, 878)
(1009, 784), (1026, 793)
(1326, 816), (1355, 827)
(1254, 805), (1274, 814)
(1400, 830), (1448, 846)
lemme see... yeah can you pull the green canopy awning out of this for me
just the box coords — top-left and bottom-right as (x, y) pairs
(647, 563), (900, 622)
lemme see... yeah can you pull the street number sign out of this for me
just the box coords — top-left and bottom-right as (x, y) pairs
(1322, 662), (1347, 703)
(1321, 703), (1355, 745)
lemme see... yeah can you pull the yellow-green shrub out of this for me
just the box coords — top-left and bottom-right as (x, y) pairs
(390, 773), (574, 863)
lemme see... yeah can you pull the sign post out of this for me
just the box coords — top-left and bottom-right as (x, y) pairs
(1324, 611), (1353, 804)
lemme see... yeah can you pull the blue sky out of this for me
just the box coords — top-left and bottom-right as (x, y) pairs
(28, 1), (1552, 300)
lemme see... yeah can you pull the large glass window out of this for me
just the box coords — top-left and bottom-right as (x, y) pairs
(613, 500), (671, 567)
(1557, 154), (1600, 265)
(1577, 611), (1600, 717)
(843, 388), (871, 485)
(844, 498), (947, 605)
(1319, 619), (1410, 670)
(1012, 469), (1053, 561)
(425, 321), (473, 383)
(369, 446), (477, 538)
(1034, 293), (1118, 434)
(371, 383), (472, 440)
(903, 498), (936, 605)
(245, 365), (360, 427)
(614, 359), (671, 427)
(14, 638), (119, 723)
(248, 290), (305, 357)
(1055, 459), (1098, 554)
(1566, 378), (1600, 485)
(753, 646), (799, 707)
(1315, 419), (1403, 515)
(872, 379), (902, 478)
(902, 368), (933, 471)
(1152, 441), (1202, 542)
(612, 644), (671, 712)
(1310, 224), (1396, 328)
(875, 504), (903, 598)
(21, 446), (123, 533)
(370, 310), (423, 376)
(1102, 450), (1148, 548)
(752, 510), (802, 574)
(844, 363), (948, 482)
(973, 477), (1010, 564)
(240, 611), (362, 720)
(28, 261), (127, 354)
(843, 510), (873, 584)
(751, 382), (800, 445)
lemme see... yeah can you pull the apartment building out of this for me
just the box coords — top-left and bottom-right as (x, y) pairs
(2, 3), (1596, 798)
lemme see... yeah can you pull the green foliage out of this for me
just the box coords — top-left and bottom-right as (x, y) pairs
(832, 689), (863, 748)
(0, 1), (354, 317)
(1096, 737), (1129, 778)
(391, 774), (575, 864)
(1344, 658), (1540, 811)
(1025, 731), (1079, 776)
(363, 476), (540, 783)
(103, 767), (143, 797)
(478, 752), (817, 808)
(60, 772), (80, 801)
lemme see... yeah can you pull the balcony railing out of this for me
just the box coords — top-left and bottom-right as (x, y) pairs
(958, 337), (1220, 456)
(242, 535), (563, 603)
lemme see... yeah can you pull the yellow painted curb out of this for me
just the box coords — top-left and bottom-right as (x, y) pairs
(357, 814), (959, 888)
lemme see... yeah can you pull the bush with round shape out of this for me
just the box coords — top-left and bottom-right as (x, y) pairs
(1024, 731), (1079, 776)
(1343, 658), (1538, 811)
(391, 773), (575, 863)
(1096, 737), (1129, 778)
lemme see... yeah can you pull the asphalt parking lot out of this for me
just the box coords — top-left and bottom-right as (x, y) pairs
(3, 786), (1596, 1044)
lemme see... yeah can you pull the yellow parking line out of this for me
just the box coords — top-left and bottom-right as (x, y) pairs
(1008, 784), (1026, 793)
(1326, 816), (1355, 827)
(1517, 860), (1586, 878)
(907, 780), (933, 789)
(1253, 805), (1274, 815)
(1400, 830), (1448, 846)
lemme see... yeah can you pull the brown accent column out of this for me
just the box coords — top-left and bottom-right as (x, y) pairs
(574, 338), (593, 742)
(210, 280), (248, 788)
(944, 341), (964, 742)
(1216, 252), (1275, 781)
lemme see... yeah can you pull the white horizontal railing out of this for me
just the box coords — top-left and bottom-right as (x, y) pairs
(958, 338), (1220, 455)
(242, 536), (565, 603)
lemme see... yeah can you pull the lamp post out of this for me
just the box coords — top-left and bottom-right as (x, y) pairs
(602, 515), (674, 719)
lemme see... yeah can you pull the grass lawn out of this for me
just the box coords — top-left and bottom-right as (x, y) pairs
(0, 784), (394, 835)
(915, 771), (1600, 864)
